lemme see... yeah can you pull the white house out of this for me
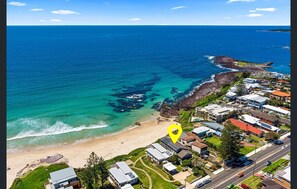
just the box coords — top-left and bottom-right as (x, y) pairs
(109, 162), (138, 188)
(263, 105), (290, 116)
(236, 94), (268, 109)
(146, 143), (173, 163)
(191, 141), (208, 155)
(49, 167), (81, 189)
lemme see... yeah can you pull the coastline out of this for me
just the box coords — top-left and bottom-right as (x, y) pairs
(7, 111), (176, 188)
(6, 56), (275, 188)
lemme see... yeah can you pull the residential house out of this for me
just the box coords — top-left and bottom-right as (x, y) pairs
(236, 94), (268, 109)
(160, 137), (192, 160)
(229, 118), (264, 137)
(49, 167), (81, 189)
(201, 122), (224, 137)
(263, 105), (290, 117)
(275, 165), (291, 188)
(240, 114), (280, 133)
(243, 78), (258, 84)
(224, 91), (237, 101)
(191, 141), (208, 155)
(109, 162), (138, 188)
(146, 143), (173, 164)
(163, 162), (178, 175)
(195, 104), (236, 122)
(192, 126), (215, 137)
(270, 90), (291, 102)
(249, 111), (279, 126)
(179, 132), (203, 147)
(177, 149), (192, 160)
(261, 179), (286, 189)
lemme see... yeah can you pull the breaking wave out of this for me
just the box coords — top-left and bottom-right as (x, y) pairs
(7, 118), (108, 141)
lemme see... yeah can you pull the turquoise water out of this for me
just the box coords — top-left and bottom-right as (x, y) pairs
(7, 26), (290, 149)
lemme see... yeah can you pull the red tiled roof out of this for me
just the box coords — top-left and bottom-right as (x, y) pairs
(271, 90), (290, 97)
(229, 118), (263, 136)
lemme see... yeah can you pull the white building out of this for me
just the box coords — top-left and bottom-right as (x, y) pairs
(192, 126), (215, 137)
(244, 78), (258, 84)
(195, 104), (236, 122)
(49, 167), (81, 189)
(163, 162), (178, 175)
(109, 162), (139, 188)
(236, 94), (268, 109)
(263, 105), (290, 116)
(240, 114), (280, 133)
(146, 143), (173, 164)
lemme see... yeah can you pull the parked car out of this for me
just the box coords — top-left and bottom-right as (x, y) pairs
(244, 160), (251, 166)
(274, 140), (283, 145)
(195, 182), (204, 188)
(265, 161), (271, 166)
(227, 183), (234, 189)
(203, 176), (211, 184)
(238, 171), (244, 178)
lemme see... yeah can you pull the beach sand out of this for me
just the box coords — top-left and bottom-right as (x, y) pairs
(6, 112), (176, 188)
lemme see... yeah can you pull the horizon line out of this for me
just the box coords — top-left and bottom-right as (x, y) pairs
(7, 24), (291, 27)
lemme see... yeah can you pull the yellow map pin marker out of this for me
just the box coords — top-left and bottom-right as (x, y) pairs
(168, 124), (183, 144)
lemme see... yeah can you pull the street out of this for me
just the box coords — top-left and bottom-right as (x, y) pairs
(198, 138), (290, 189)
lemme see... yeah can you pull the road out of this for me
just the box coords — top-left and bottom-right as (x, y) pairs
(198, 138), (290, 189)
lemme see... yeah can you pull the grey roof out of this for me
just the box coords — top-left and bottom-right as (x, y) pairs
(50, 167), (77, 185)
(151, 143), (168, 153)
(109, 167), (128, 185)
(160, 137), (184, 153)
(109, 161), (138, 185)
(177, 150), (192, 159)
(116, 162), (132, 174)
(146, 148), (167, 161)
(201, 122), (224, 131)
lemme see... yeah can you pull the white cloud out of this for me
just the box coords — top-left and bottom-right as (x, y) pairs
(246, 13), (263, 17)
(227, 0), (255, 3)
(30, 8), (44, 12)
(51, 10), (79, 15)
(8, 1), (26, 6)
(255, 8), (277, 12)
(249, 10), (257, 13)
(171, 6), (186, 10)
(129, 18), (141, 21)
(50, 19), (62, 22)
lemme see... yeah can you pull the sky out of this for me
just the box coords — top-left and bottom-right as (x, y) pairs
(7, 0), (290, 25)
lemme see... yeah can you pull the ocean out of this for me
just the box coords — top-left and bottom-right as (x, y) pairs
(7, 26), (290, 150)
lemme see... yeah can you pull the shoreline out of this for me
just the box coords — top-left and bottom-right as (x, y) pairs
(7, 112), (177, 188)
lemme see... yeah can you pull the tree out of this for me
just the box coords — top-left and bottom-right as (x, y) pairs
(236, 84), (246, 96)
(242, 71), (251, 78)
(79, 152), (108, 189)
(97, 157), (109, 187)
(168, 154), (179, 165)
(264, 131), (280, 141)
(182, 159), (192, 167)
(219, 123), (241, 161)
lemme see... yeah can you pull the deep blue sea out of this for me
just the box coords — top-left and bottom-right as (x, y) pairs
(7, 26), (290, 149)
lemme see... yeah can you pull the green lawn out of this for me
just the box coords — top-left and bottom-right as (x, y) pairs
(131, 168), (150, 189)
(241, 176), (262, 189)
(205, 136), (222, 148)
(135, 159), (177, 189)
(185, 174), (198, 184)
(10, 163), (69, 189)
(142, 157), (173, 180)
(262, 159), (289, 174)
(179, 110), (194, 127)
(176, 165), (183, 172)
(280, 125), (291, 131)
(240, 146), (256, 155)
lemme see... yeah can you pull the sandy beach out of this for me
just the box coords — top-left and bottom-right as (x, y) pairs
(7, 112), (176, 188)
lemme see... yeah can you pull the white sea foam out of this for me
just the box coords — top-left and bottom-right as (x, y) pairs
(7, 120), (108, 141)
(282, 46), (290, 50)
